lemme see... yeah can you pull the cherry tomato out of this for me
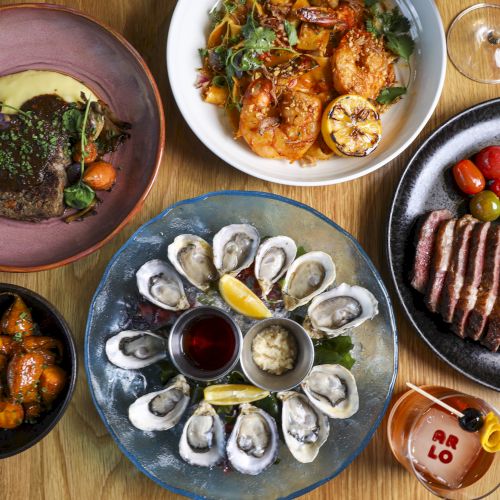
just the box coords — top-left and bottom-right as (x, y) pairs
(474, 146), (500, 180)
(470, 190), (500, 222)
(83, 161), (117, 191)
(73, 141), (98, 164)
(452, 159), (485, 195)
(490, 179), (500, 197)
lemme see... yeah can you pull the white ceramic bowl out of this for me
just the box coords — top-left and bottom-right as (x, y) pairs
(167, 0), (446, 186)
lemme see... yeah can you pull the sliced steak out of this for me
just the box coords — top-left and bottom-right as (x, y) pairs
(411, 209), (453, 293)
(425, 218), (457, 313)
(465, 224), (500, 340)
(452, 222), (491, 337)
(439, 215), (478, 323)
(481, 298), (500, 352)
(0, 95), (71, 221)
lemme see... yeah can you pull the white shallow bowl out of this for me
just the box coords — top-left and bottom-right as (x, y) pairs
(167, 0), (446, 186)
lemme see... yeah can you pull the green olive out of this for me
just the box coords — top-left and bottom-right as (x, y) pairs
(470, 190), (500, 222)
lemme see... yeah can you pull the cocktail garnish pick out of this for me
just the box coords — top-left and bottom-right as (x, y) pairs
(406, 383), (464, 418)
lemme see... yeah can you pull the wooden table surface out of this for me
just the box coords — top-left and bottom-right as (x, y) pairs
(0, 1), (499, 499)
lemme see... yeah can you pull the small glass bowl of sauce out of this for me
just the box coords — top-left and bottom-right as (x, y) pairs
(168, 306), (242, 381)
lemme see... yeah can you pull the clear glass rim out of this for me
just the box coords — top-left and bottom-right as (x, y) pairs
(447, 3), (500, 84)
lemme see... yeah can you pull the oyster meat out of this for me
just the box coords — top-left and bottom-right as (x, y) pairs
(168, 234), (218, 291)
(254, 236), (297, 297)
(305, 283), (378, 337)
(282, 251), (336, 311)
(212, 224), (260, 276)
(128, 374), (190, 431)
(105, 330), (167, 369)
(301, 364), (359, 419)
(278, 391), (329, 463)
(179, 401), (225, 467)
(136, 259), (190, 311)
(226, 403), (278, 475)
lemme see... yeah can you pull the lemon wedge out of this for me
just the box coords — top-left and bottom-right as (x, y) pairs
(219, 274), (272, 319)
(321, 94), (382, 157)
(204, 384), (270, 405)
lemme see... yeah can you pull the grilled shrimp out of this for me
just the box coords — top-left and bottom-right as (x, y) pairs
(332, 28), (395, 100)
(238, 78), (322, 161)
(296, 0), (363, 29)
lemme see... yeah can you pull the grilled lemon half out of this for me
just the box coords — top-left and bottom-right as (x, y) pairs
(321, 95), (382, 157)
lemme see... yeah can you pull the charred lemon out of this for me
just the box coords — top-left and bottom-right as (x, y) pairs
(321, 95), (382, 157)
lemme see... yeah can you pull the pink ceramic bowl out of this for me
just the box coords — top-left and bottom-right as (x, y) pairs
(0, 3), (165, 272)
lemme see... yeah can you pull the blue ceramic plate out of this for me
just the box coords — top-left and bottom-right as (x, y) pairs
(85, 191), (397, 499)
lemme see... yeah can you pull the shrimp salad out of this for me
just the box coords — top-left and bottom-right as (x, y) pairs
(198, 0), (414, 164)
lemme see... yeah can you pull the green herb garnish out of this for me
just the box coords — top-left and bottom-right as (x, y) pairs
(313, 335), (355, 369)
(159, 360), (179, 385)
(376, 86), (407, 104)
(284, 20), (299, 46)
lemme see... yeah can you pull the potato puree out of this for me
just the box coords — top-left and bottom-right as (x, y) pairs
(0, 70), (98, 113)
(252, 325), (298, 376)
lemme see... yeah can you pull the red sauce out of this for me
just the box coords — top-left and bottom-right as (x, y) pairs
(182, 315), (236, 371)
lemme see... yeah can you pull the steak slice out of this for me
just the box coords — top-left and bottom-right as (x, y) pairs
(465, 225), (500, 340)
(481, 298), (500, 352)
(0, 95), (71, 221)
(452, 222), (491, 337)
(411, 209), (453, 293)
(439, 215), (478, 323)
(425, 218), (457, 313)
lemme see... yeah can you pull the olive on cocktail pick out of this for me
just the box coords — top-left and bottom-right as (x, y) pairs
(459, 408), (484, 432)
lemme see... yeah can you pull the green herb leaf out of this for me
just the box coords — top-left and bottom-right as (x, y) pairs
(227, 370), (248, 384)
(313, 335), (355, 369)
(62, 108), (83, 136)
(63, 182), (95, 210)
(376, 86), (407, 104)
(296, 246), (307, 258)
(284, 20), (298, 46)
(13, 332), (23, 342)
(254, 394), (280, 420)
(364, 0), (379, 7)
(385, 33), (414, 62)
(158, 360), (178, 385)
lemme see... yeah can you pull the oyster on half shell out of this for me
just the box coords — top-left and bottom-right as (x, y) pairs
(278, 391), (329, 463)
(105, 330), (167, 369)
(282, 251), (336, 311)
(304, 283), (379, 337)
(179, 401), (225, 467)
(136, 259), (190, 311)
(168, 234), (218, 291)
(226, 403), (278, 475)
(301, 364), (359, 419)
(254, 236), (297, 297)
(212, 224), (260, 276)
(128, 374), (190, 431)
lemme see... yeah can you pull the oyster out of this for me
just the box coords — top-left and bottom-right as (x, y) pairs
(212, 224), (260, 276)
(278, 391), (329, 463)
(254, 236), (297, 297)
(105, 330), (167, 369)
(304, 283), (379, 337)
(226, 403), (278, 475)
(179, 401), (225, 467)
(128, 374), (190, 431)
(282, 251), (336, 311)
(136, 259), (190, 311)
(167, 235), (218, 291)
(301, 365), (359, 419)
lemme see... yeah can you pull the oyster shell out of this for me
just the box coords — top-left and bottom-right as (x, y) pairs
(304, 283), (379, 337)
(254, 236), (297, 297)
(226, 403), (278, 475)
(282, 251), (336, 311)
(105, 330), (167, 369)
(301, 365), (359, 419)
(136, 259), (190, 311)
(278, 391), (329, 463)
(212, 224), (260, 276)
(128, 374), (190, 431)
(179, 401), (225, 467)
(167, 235), (218, 291)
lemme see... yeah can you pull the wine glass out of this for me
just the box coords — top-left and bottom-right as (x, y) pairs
(447, 3), (500, 84)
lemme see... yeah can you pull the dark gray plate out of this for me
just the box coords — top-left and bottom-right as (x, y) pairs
(387, 98), (500, 391)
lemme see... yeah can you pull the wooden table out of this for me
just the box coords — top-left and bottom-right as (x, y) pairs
(1, 1), (499, 499)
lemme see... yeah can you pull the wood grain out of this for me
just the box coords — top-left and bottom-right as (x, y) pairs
(0, 1), (499, 499)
